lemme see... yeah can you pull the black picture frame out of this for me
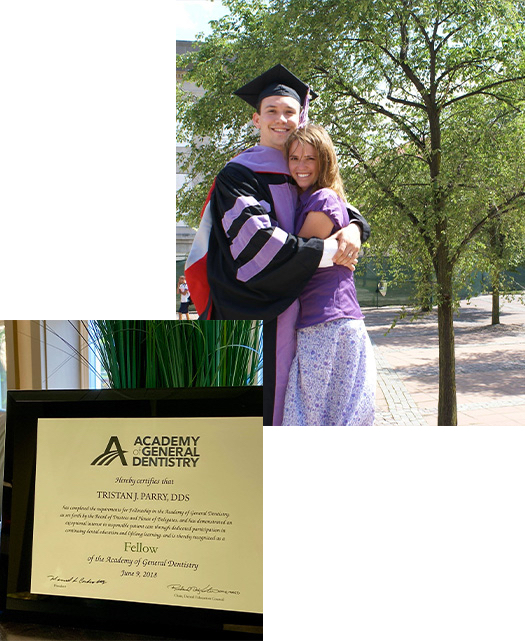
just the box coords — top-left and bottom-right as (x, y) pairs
(0, 387), (263, 640)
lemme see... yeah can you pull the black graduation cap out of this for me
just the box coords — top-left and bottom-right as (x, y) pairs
(234, 64), (318, 110)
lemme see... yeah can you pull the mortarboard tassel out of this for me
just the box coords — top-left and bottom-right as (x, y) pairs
(298, 89), (310, 128)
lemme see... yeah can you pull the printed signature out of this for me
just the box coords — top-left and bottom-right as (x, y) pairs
(167, 583), (240, 595)
(48, 575), (107, 585)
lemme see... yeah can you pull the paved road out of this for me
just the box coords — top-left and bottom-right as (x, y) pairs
(365, 294), (525, 425)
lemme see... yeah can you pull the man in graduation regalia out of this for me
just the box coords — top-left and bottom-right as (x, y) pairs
(185, 65), (370, 425)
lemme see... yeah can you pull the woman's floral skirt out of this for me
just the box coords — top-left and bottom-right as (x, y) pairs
(282, 318), (376, 426)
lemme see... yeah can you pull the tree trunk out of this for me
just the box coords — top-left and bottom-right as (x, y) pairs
(428, 104), (457, 424)
(436, 257), (457, 425)
(420, 264), (434, 312)
(488, 220), (503, 326)
(492, 274), (500, 325)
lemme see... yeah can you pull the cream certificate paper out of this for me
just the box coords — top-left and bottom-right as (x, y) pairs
(31, 417), (262, 613)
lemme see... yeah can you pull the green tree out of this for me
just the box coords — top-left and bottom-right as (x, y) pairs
(478, 214), (525, 325)
(177, 0), (525, 425)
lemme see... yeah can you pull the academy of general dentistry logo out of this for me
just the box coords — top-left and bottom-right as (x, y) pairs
(91, 436), (128, 466)
(91, 435), (201, 468)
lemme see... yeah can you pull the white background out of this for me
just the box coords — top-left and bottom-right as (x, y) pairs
(265, 426), (525, 640)
(1, 1), (178, 319)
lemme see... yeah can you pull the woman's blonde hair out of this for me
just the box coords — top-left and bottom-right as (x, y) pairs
(284, 123), (347, 201)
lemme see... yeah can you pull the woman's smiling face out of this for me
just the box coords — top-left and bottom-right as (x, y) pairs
(288, 141), (320, 192)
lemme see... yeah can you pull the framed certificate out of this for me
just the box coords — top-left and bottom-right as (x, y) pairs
(1, 388), (262, 639)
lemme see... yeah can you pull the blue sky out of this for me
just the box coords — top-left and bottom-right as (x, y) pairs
(176, 0), (230, 41)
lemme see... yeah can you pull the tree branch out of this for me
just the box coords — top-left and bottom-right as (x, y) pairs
(376, 43), (429, 100)
(443, 76), (525, 109)
(338, 140), (435, 253)
(452, 189), (525, 263)
(408, 9), (432, 50)
(436, 56), (499, 86)
(475, 92), (523, 111)
(386, 86), (427, 110)
(434, 22), (466, 54)
(315, 66), (427, 152)
(383, 68), (426, 110)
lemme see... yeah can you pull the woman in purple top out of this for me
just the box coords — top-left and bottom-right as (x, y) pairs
(282, 124), (376, 426)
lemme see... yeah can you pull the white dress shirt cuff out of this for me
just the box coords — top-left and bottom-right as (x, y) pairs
(318, 238), (338, 268)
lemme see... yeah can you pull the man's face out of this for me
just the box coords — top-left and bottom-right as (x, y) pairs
(252, 95), (300, 150)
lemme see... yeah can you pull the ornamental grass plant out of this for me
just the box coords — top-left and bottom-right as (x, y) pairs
(88, 320), (262, 389)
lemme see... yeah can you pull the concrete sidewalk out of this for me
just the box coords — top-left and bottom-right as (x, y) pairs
(365, 294), (525, 426)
